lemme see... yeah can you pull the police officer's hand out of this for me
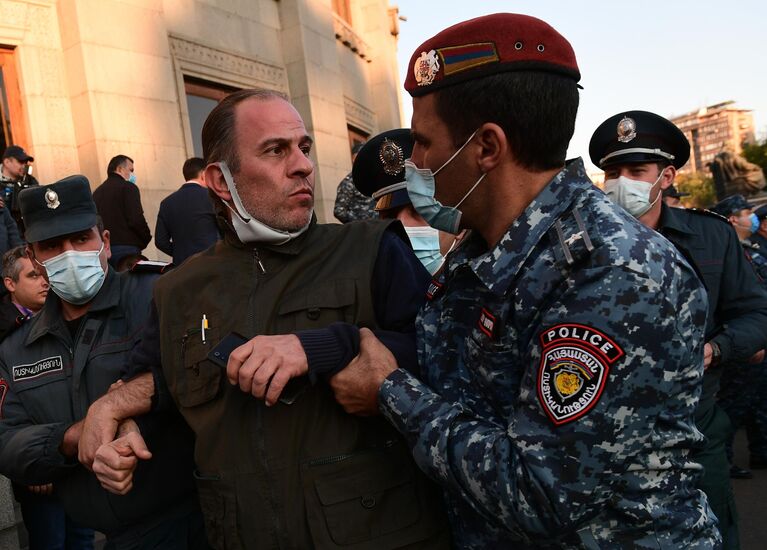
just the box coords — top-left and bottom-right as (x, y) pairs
(703, 343), (713, 368)
(79, 399), (120, 470)
(227, 334), (309, 407)
(92, 427), (152, 495)
(330, 328), (397, 416)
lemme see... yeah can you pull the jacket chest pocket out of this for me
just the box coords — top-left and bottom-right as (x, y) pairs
(275, 279), (357, 332)
(177, 327), (222, 409)
(461, 329), (521, 418)
(13, 358), (70, 423)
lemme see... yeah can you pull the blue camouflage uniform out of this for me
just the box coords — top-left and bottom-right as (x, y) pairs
(378, 159), (721, 548)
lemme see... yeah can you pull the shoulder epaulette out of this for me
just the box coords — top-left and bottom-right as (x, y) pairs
(551, 207), (595, 266)
(687, 208), (730, 224)
(129, 260), (172, 274)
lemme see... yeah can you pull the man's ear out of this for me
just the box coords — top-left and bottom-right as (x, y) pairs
(205, 164), (232, 202)
(659, 165), (677, 191)
(3, 277), (15, 294)
(101, 229), (112, 261)
(475, 122), (507, 175)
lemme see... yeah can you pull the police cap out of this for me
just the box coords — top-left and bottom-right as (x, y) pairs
(755, 204), (767, 220)
(2, 145), (33, 162)
(404, 13), (580, 97)
(662, 184), (689, 199)
(352, 129), (413, 212)
(20, 175), (98, 243)
(589, 110), (690, 170)
(710, 194), (754, 218)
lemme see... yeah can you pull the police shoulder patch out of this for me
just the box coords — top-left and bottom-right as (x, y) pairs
(537, 323), (624, 426)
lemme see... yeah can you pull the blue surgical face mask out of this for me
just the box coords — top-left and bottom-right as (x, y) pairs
(404, 225), (443, 274)
(40, 244), (106, 305)
(750, 213), (760, 234)
(405, 129), (486, 235)
(127, 173), (137, 184)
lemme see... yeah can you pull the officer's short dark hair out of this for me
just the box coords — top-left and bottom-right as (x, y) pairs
(107, 155), (133, 176)
(2, 246), (28, 282)
(202, 89), (289, 175)
(433, 71), (579, 172)
(182, 157), (206, 181)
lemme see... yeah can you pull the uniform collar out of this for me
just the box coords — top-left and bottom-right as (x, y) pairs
(657, 202), (696, 236)
(454, 158), (592, 296)
(25, 268), (120, 344)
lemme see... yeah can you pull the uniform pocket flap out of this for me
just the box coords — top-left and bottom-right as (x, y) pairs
(314, 457), (413, 506)
(278, 280), (356, 315)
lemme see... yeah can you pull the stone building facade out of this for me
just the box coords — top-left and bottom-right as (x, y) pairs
(0, 0), (404, 255)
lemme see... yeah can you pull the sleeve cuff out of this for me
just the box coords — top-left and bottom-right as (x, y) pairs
(378, 368), (426, 434)
(296, 327), (354, 384)
(44, 422), (77, 467)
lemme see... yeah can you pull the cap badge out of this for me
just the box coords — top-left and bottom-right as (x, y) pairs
(379, 138), (405, 176)
(617, 117), (636, 143)
(45, 190), (60, 210)
(414, 50), (440, 87)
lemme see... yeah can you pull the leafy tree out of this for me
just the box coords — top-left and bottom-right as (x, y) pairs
(742, 138), (767, 176)
(676, 172), (716, 208)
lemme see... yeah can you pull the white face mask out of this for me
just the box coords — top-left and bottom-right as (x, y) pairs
(217, 161), (311, 245)
(40, 244), (106, 305)
(403, 225), (444, 274)
(603, 168), (665, 218)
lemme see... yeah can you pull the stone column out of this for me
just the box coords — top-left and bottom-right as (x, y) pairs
(278, 0), (350, 223)
(0, 477), (19, 550)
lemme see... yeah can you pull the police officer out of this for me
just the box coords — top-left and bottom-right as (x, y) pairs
(332, 142), (377, 223)
(353, 128), (463, 274)
(663, 184), (689, 208)
(331, 14), (720, 547)
(590, 110), (767, 549)
(0, 176), (206, 548)
(709, 195), (767, 481)
(749, 203), (767, 252)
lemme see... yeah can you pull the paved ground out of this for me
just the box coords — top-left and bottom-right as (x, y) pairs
(732, 428), (767, 550)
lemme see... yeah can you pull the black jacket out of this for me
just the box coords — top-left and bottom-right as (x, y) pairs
(658, 203), (767, 417)
(93, 174), (151, 249)
(154, 182), (220, 265)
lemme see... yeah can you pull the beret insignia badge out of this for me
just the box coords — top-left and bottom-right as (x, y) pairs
(45, 190), (60, 210)
(617, 116), (637, 143)
(379, 138), (405, 176)
(414, 50), (440, 87)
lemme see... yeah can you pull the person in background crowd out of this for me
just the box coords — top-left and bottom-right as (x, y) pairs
(333, 142), (377, 223)
(352, 128), (465, 274)
(93, 155), (152, 270)
(662, 183), (689, 208)
(750, 204), (767, 251)
(155, 157), (221, 265)
(330, 15), (719, 547)
(709, 195), (767, 484)
(0, 145), (38, 235)
(590, 110), (767, 549)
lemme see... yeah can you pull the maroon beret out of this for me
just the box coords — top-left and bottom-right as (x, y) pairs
(404, 13), (580, 97)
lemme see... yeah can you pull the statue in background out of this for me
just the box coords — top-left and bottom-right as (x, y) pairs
(709, 148), (766, 200)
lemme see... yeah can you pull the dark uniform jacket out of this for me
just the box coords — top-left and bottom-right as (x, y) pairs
(144, 219), (448, 549)
(0, 269), (197, 534)
(154, 182), (220, 265)
(93, 173), (152, 249)
(657, 203), (767, 417)
(378, 160), (720, 547)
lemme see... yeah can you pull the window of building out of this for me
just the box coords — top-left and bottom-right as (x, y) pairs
(347, 125), (368, 158)
(332, 0), (352, 25)
(184, 76), (239, 158)
(0, 47), (28, 156)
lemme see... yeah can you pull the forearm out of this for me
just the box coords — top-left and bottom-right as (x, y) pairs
(91, 372), (154, 421)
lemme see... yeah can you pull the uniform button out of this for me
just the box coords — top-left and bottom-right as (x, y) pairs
(360, 496), (376, 509)
(307, 308), (321, 320)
